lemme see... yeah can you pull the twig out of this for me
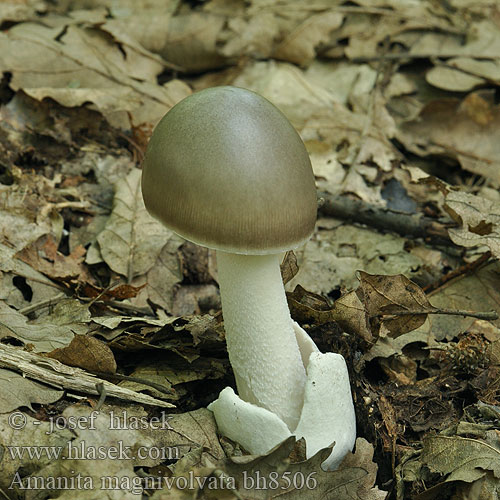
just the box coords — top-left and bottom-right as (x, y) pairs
(0, 486), (14, 500)
(117, 131), (145, 164)
(97, 300), (154, 316)
(87, 280), (122, 307)
(93, 371), (175, 396)
(374, 308), (498, 321)
(351, 52), (500, 62)
(423, 251), (492, 294)
(11, 270), (64, 290)
(80, 296), (153, 316)
(318, 192), (456, 246)
(18, 293), (68, 315)
(95, 382), (106, 410)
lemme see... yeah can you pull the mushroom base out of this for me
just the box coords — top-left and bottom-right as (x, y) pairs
(209, 322), (356, 470)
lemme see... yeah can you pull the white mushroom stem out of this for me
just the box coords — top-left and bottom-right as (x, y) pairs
(216, 251), (307, 430)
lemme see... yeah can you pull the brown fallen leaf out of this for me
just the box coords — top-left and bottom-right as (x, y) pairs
(398, 90), (500, 184)
(397, 433), (500, 500)
(0, 21), (191, 127)
(356, 271), (430, 338)
(0, 368), (63, 413)
(193, 437), (386, 499)
(0, 301), (74, 352)
(331, 290), (373, 342)
(444, 191), (500, 259)
(144, 437), (387, 498)
(96, 169), (179, 282)
(273, 11), (344, 67)
(46, 335), (117, 374)
(286, 284), (332, 325)
(281, 251), (299, 286)
(15, 234), (86, 281)
(82, 282), (147, 301)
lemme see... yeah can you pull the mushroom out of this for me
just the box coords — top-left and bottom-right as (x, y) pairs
(141, 86), (356, 469)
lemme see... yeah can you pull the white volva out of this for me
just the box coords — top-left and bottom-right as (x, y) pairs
(216, 251), (307, 430)
(209, 300), (357, 470)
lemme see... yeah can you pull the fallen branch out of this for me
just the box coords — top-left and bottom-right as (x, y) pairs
(0, 343), (174, 408)
(318, 192), (456, 246)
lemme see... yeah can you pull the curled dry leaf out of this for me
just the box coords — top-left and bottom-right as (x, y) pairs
(0, 22), (191, 127)
(398, 433), (500, 499)
(398, 91), (500, 184)
(179, 437), (387, 500)
(331, 290), (372, 343)
(281, 251), (299, 286)
(15, 234), (86, 281)
(287, 274), (431, 343)
(444, 190), (500, 259)
(273, 11), (344, 67)
(286, 284), (332, 325)
(422, 435), (500, 480)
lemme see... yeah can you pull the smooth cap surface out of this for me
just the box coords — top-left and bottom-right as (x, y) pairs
(141, 86), (317, 254)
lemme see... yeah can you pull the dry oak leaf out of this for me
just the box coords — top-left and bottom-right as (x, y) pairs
(212, 437), (387, 499)
(96, 168), (175, 281)
(0, 368), (63, 413)
(421, 434), (500, 483)
(444, 191), (500, 259)
(356, 271), (431, 339)
(273, 11), (344, 67)
(46, 335), (117, 375)
(0, 21), (190, 127)
(0, 301), (74, 352)
(398, 90), (500, 184)
(15, 234), (86, 280)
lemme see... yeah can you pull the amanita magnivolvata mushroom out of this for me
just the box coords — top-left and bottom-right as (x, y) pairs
(141, 86), (356, 469)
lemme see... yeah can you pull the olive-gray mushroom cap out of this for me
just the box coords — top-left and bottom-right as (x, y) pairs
(141, 86), (317, 254)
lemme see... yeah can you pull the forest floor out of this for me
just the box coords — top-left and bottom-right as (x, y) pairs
(0, 1), (499, 499)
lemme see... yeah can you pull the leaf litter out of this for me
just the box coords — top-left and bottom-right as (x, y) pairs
(0, 1), (499, 499)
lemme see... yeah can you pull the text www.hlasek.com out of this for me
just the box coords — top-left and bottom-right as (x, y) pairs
(7, 440), (179, 461)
